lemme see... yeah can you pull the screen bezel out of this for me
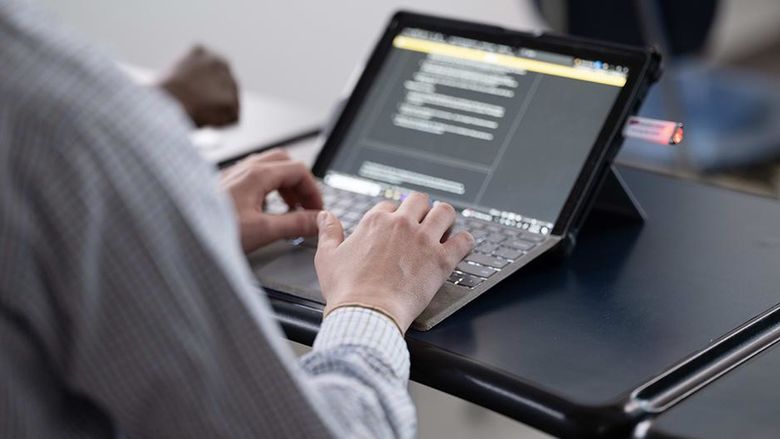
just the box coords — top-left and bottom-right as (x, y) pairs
(312, 11), (659, 237)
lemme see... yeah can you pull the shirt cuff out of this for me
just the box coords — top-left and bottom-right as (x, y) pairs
(313, 306), (409, 378)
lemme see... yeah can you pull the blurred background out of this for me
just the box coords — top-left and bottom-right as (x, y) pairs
(37, 1), (780, 437)
(40, 0), (780, 197)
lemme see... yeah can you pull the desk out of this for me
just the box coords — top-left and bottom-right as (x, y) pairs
(639, 341), (780, 438)
(266, 137), (780, 437)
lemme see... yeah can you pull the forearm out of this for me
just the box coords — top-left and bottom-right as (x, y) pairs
(300, 307), (415, 439)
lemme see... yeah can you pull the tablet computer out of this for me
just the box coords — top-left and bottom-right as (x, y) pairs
(252, 11), (661, 330)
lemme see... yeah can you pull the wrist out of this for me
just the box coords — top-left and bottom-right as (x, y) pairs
(324, 300), (408, 334)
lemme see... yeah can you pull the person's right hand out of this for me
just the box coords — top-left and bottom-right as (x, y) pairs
(314, 193), (474, 333)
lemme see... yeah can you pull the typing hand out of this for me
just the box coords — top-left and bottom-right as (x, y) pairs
(315, 193), (474, 333)
(158, 45), (240, 128)
(220, 149), (323, 253)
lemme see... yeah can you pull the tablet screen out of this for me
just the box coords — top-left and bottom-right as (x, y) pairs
(323, 27), (629, 233)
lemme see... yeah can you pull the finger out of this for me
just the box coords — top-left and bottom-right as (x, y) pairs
(250, 148), (290, 163)
(255, 161), (323, 210)
(442, 231), (476, 267)
(395, 192), (430, 222)
(366, 199), (398, 215)
(278, 187), (300, 210)
(240, 156), (302, 209)
(263, 210), (320, 241)
(422, 201), (457, 237)
(316, 210), (344, 253)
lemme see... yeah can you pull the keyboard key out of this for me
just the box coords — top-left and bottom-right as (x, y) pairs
(470, 229), (489, 239)
(342, 211), (361, 223)
(484, 223), (502, 233)
(466, 220), (488, 230)
(494, 247), (524, 260)
(458, 274), (485, 288)
(456, 262), (496, 278)
(485, 233), (506, 243)
(476, 241), (499, 254)
(505, 239), (536, 251)
(353, 200), (372, 212)
(501, 227), (523, 237)
(466, 253), (510, 269)
(332, 200), (351, 211)
(520, 232), (546, 243)
(447, 272), (462, 284)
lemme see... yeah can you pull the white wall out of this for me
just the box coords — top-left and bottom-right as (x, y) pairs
(37, 0), (780, 115)
(39, 0), (544, 115)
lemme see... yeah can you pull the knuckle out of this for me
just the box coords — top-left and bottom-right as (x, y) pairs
(273, 149), (290, 159)
(397, 215), (416, 230)
(363, 209), (380, 222)
(435, 247), (453, 270)
(365, 209), (389, 225)
(313, 249), (327, 268)
(437, 202), (455, 216)
(247, 161), (268, 177)
(460, 232), (476, 251)
(362, 210), (376, 221)
(409, 191), (429, 203)
(375, 200), (395, 212)
(292, 213), (307, 229)
(417, 232), (433, 248)
(247, 153), (266, 165)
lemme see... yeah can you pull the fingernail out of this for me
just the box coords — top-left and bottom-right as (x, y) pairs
(317, 210), (328, 226)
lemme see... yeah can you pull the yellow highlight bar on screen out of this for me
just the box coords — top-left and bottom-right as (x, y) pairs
(393, 35), (627, 87)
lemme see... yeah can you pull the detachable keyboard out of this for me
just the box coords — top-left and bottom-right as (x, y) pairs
(265, 184), (546, 290)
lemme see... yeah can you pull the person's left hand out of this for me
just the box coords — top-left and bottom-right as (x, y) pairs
(220, 149), (323, 253)
(158, 45), (240, 128)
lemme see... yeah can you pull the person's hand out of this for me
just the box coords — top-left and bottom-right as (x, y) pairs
(315, 193), (474, 333)
(220, 149), (323, 253)
(157, 45), (240, 127)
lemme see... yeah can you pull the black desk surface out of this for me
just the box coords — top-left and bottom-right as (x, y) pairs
(642, 341), (780, 439)
(268, 166), (780, 438)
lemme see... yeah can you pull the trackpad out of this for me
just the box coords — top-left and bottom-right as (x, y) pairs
(253, 244), (325, 304)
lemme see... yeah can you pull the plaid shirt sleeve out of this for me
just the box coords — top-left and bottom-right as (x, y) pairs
(0, 1), (414, 438)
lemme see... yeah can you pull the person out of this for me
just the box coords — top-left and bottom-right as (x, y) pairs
(0, 1), (474, 438)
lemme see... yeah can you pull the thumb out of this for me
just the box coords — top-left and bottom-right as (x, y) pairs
(317, 210), (344, 252)
(264, 209), (320, 240)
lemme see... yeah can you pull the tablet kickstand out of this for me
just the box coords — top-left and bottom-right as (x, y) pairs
(592, 165), (646, 222)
